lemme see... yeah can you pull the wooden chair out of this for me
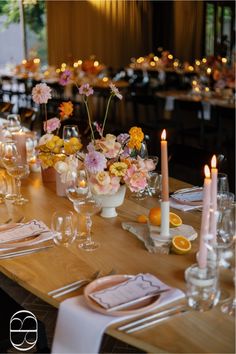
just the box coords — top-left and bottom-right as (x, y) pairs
(0, 101), (14, 113)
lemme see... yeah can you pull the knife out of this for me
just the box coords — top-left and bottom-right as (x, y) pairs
(106, 288), (170, 313)
(0, 245), (53, 259)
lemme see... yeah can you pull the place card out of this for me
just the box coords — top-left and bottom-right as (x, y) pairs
(89, 273), (170, 309)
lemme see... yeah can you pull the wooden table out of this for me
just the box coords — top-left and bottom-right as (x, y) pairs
(0, 171), (234, 353)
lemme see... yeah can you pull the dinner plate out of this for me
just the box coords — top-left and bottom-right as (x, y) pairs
(84, 274), (162, 316)
(0, 231), (54, 250)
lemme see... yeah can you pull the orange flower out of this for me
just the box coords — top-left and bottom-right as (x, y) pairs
(59, 101), (73, 119)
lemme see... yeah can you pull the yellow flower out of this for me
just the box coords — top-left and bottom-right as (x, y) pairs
(109, 162), (128, 177)
(45, 136), (63, 153)
(128, 127), (144, 150)
(64, 137), (82, 155)
(59, 101), (73, 120)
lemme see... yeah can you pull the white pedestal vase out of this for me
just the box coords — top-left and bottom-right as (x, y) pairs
(93, 185), (126, 218)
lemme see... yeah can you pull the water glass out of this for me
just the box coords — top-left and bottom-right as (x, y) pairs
(6, 114), (21, 133)
(185, 264), (219, 311)
(51, 211), (76, 247)
(148, 172), (162, 198)
(217, 173), (229, 194)
(62, 125), (80, 141)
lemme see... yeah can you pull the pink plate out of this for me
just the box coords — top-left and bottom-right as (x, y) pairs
(83, 274), (161, 316)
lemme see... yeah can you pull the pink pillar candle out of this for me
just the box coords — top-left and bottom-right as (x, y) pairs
(210, 155), (218, 243)
(161, 129), (169, 202)
(12, 131), (27, 163)
(198, 165), (211, 269)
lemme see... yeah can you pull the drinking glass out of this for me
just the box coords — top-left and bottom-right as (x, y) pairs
(148, 172), (162, 198)
(65, 169), (90, 240)
(1, 141), (19, 200)
(73, 197), (101, 251)
(217, 173), (229, 194)
(7, 162), (30, 205)
(6, 114), (21, 133)
(185, 263), (219, 311)
(62, 125), (80, 141)
(221, 245), (235, 316)
(51, 211), (76, 247)
(0, 174), (7, 203)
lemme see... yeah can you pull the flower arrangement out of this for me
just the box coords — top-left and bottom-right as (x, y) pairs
(32, 83), (82, 172)
(76, 83), (156, 195)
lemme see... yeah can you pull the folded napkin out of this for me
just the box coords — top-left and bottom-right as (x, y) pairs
(52, 282), (185, 353)
(122, 222), (197, 254)
(170, 197), (202, 212)
(0, 220), (54, 250)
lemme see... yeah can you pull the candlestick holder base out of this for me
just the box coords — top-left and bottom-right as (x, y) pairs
(160, 201), (170, 238)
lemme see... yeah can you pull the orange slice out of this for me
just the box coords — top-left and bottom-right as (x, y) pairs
(169, 212), (182, 227)
(149, 207), (161, 226)
(137, 214), (148, 223)
(171, 235), (191, 254)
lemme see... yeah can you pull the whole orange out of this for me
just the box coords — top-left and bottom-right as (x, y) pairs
(149, 207), (161, 226)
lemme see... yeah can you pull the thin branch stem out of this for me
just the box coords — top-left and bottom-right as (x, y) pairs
(102, 94), (113, 136)
(84, 98), (95, 141)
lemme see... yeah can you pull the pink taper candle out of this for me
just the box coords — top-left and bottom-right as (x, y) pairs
(161, 129), (169, 202)
(12, 131), (27, 163)
(210, 155), (218, 243)
(198, 165), (211, 269)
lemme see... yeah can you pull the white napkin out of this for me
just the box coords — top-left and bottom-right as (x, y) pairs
(0, 220), (54, 250)
(52, 288), (185, 353)
(170, 197), (202, 211)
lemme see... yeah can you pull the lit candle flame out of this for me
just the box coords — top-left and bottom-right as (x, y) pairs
(79, 180), (86, 188)
(204, 165), (211, 178)
(211, 155), (217, 168)
(161, 129), (166, 141)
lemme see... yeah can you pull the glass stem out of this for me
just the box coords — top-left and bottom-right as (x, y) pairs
(85, 215), (92, 244)
(15, 178), (22, 200)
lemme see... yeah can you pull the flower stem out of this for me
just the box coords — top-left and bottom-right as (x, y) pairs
(44, 103), (48, 132)
(102, 94), (113, 136)
(84, 98), (95, 141)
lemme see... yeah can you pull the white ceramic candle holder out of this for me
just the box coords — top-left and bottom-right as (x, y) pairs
(160, 201), (170, 238)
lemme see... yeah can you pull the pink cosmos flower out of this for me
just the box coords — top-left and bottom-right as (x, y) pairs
(59, 70), (72, 86)
(32, 83), (52, 104)
(43, 117), (61, 133)
(84, 151), (107, 174)
(109, 83), (122, 100)
(79, 83), (94, 97)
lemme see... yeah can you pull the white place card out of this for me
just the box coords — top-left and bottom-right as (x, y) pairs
(89, 273), (171, 309)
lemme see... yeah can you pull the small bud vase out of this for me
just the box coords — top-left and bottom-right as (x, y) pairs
(41, 167), (56, 183)
(93, 185), (126, 218)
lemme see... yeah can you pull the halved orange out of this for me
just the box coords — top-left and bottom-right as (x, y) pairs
(137, 214), (148, 223)
(171, 235), (191, 254)
(169, 212), (182, 227)
(149, 207), (161, 226)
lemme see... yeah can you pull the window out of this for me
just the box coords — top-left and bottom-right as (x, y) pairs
(205, 1), (235, 61)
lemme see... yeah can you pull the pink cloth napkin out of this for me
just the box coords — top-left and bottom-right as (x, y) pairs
(52, 287), (185, 353)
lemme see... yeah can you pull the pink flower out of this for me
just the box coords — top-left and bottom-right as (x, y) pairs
(43, 117), (61, 133)
(124, 165), (148, 192)
(89, 172), (120, 195)
(109, 83), (122, 100)
(32, 83), (52, 104)
(84, 151), (107, 174)
(79, 83), (94, 97)
(59, 70), (72, 86)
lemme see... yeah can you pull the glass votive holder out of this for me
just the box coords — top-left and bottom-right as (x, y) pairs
(148, 172), (162, 199)
(185, 263), (219, 312)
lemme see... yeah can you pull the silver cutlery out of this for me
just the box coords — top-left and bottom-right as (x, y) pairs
(48, 270), (101, 297)
(0, 245), (53, 259)
(2, 218), (12, 225)
(49, 268), (116, 298)
(118, 305), (189, 333)
(106, 289), (170, 313)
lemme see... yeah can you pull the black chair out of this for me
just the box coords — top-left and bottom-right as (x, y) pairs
(0, 101), (14, 114)
(0, 288), (49, 353)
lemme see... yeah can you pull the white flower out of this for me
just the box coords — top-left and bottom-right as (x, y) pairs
(38, 133), (54, 146)
(109, 83), (123, 100)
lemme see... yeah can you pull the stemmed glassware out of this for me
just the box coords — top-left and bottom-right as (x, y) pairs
(51, 211), (76, 247)
(62, 125), (80, 141)
(7, 161), (30, 205)
(6, 114), (22, 133)
(220, 244), (235, 316)
(65, 168), (90, 240)
(73, 197), (101, 251)
(1, 141), (19, 200)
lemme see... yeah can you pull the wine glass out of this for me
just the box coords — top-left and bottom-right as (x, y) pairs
(7, 162), (30, 205)
(6, 114), (22, 133)
(51, 211), (76, 247)
(1, 141), (19, 200)
(0, 173), (7, 203)
(73, 197), (101, 251)
(217, 173), (229, 194)
(62, 125), (80, 141)
(65, 169), (90, 240)
(221, 244), (235, 316)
